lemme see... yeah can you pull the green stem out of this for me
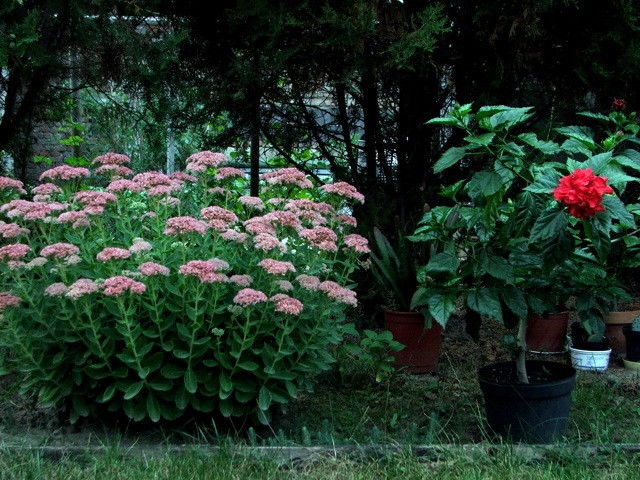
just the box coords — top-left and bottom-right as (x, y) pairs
(117, 297), (147, 379)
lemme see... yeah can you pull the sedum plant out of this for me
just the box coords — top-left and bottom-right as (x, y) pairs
(410, 102), (640, 382)
(0, 152), (370, 423)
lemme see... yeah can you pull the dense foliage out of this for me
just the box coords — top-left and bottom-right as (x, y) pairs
(0, 151), (368, 423)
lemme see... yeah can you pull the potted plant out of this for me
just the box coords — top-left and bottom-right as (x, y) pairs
(568, 322), (612, 371)
(604, 298), (640, 356)
(412, 102), (640, 442)
(623, 316), (640, 370)
(369, 226), (442, 373)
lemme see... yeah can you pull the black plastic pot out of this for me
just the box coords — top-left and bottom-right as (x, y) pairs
(478, 360), (576, 444)
(623, 327), (640, 362)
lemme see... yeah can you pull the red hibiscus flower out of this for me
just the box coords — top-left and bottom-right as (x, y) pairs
(553, 168), (613, 219)
(612, 98), (627, 111)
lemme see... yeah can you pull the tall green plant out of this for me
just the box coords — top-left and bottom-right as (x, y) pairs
(369, 227), (418, 312)
(410, 103), (640, 382)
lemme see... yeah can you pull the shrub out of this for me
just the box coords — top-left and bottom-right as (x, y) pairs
(0, 152), (369, 424)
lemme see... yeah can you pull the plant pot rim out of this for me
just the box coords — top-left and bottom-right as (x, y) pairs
(605, 309), (640, 325)
(569, 346), (612, 354)
(623, 358), (640, 372)
(478, 360), (576, 388)
(383, 309), (422, 315)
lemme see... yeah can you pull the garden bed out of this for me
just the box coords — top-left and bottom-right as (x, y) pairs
(1, 312), (638, 450)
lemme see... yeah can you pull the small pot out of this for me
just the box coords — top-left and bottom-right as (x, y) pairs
(604, 309), (640, 356)
(569, 346), (612, 371)
(622, 326), (640, 362)
(623, 358), (640, 372)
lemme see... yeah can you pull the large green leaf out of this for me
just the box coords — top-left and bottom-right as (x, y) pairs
(602, 196), (635, 228)
(433, 147), (467, 173)
(614, 149), (640, 172)
(425, 116), (463, 127)
(476, 105), (512, 119)
(464, 132), (495, 146)
(529, 209), (568, 243)
(467, 288), (502, 322)
(517, 132), (561, 154)
(427, 293), (457, 327)
(481, 253), (514, 282)
(467, 171), (503, 200)
(577, 111), (611, 124)
(584, 151), (613, 175)
(525, 167), (562, 194)
(487, 107), (534, 131)
(500, 286), (528, 319)
(425, 252), (460, 275)
(555, 125), (596, 150)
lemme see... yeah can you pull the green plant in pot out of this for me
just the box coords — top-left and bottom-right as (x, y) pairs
(568, 322), (612, 372)
(411, 103), (640, 442)
(369, 226), (443, 374)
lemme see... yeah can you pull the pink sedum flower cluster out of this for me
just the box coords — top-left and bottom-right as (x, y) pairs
(164, 216), (208, 235)
(258, 258), (296, 275)
(271, 293), (303, 315)
(343, 234), (371, 253)
(185, 151), (228, 173)
(319, 280), (358, 306)
(66, 278), (99, 299)
(102, 276), (146, 296)
(321, 181), (365, 204)
(0, 223), (30, 239)
(239, 196), (265, 211)
(44, 282), (69, 297)
(41, 242), (80, 259)
(215, 167), (246, 180)
(92, 152), (131, 166)
(261, 168), (313, 189)
(0, 291), (21, 311)
(138, 262), (170, 277)
(39, 165), (90, 183)
(0, 243), (31, 261)
(31, 183), (63, 195)
(0, 176), (27, 195)
(233, 288), (267, 306)
(300, 226), (338, 251)
(96, 247), (131, 262)
(179, 259), (229, 283)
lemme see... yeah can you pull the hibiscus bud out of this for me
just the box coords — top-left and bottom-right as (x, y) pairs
(612, 98), (627, 111)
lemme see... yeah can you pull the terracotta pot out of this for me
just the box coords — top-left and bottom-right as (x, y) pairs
(383, 310), (442, 374)
(525, 312), (570, 354)
(604, 309), (640, 356)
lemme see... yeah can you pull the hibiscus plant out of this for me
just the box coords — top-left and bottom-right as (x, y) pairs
(410, 103), (640, 383)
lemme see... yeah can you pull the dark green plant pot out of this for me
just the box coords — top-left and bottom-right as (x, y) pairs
(478, 360), (576, 444)
(623, 327), (640, 362)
